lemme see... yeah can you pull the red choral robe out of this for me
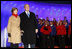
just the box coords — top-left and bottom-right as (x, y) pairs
(56, 25), (66, 35)
(40, 25), (52, 35)
(68, 25), (71, 35)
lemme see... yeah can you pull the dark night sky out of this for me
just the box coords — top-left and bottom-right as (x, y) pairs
(34, 1), (71, 4)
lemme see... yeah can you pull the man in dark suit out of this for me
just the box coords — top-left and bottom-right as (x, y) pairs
(19, 4), (38, 48)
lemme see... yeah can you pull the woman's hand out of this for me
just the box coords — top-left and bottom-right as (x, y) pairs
(8, 33), (11, 37)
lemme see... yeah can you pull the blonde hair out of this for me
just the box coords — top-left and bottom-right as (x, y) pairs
(24, 4), (29, 8)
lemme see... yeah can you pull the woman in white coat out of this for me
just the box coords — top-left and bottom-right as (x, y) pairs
(7, 8), (24, 48)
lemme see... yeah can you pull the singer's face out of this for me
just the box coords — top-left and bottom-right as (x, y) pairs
(59, 21), (62, 25)
(44, 21), (48, 25)
(24, 4), (29, 11)
(50, 22), (53, 25)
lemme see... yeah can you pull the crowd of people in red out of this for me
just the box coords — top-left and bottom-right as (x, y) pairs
(36, 15), (71, 48)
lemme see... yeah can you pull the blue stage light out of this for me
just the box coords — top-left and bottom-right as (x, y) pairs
(32, 6), (34, 8)
(10, 2), (13, 4)
(36, 8), (38, 10)
(42, 8), (45, 10)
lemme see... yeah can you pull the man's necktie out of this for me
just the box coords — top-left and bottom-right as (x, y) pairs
(27, 12), (30, 18)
